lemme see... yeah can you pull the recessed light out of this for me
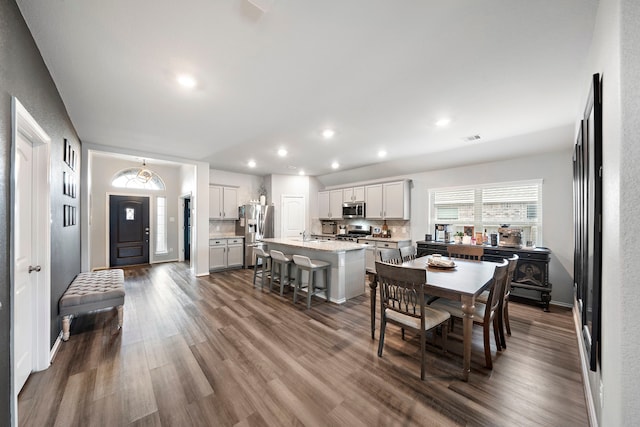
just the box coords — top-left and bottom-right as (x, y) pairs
(248, 160), (256, 168)
(298, 170), (305, 176)
(378, 150), (387, 158)
(278, 148), (288, 157)
(176, 74), (197, 89)
(435, 118), (451, 127)
(331, 161), (339, 169)
(322, 129), (335, 139)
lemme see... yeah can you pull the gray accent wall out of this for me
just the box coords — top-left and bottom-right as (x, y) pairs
(1, 0), (81, 422)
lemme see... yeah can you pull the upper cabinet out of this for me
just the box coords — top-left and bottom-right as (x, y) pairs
(209, 185), (239, 220)
(365, 180), (410, 220)
(343, 186), (365, 203)
(364, 184), (383, 219)
(318, 189), (343, 219)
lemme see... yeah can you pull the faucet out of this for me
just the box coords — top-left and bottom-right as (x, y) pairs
(301, 230), (309, 242)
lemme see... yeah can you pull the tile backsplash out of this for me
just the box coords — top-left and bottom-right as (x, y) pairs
(209, 220), (237, 236)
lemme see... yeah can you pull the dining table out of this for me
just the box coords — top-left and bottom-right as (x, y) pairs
(369, 255), (499, 382)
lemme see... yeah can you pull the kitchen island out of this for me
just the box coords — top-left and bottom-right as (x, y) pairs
(261, 238), (367, 303)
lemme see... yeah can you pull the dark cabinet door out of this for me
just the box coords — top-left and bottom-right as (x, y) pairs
(109, 195), (150, 266)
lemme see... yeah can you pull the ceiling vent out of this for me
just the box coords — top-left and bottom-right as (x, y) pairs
(462, 135), (481, 142)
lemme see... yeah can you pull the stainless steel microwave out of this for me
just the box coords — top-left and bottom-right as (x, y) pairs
(342, 202), (365, 218)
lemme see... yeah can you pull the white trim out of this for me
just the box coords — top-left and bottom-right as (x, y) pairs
(10, 97), (52, 427)
(573, 303), (599, 427)
(50, 332), (63, 363)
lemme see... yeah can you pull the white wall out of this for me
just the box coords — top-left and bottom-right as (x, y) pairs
(584, 0), (640, 424)
(88, 156), (182, 269)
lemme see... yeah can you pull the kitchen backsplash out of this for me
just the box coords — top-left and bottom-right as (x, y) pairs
(311, 218), (410, 238)
(209, 220), (237, 236)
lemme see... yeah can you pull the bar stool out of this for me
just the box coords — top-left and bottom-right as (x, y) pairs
(253, 247), (271, 290)
(292, 255), (331, 309)
(269, 250), (294, 295)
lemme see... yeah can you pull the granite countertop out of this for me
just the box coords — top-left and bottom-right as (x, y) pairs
(261, 238), (366, 252)
(209, 235), (244, 240)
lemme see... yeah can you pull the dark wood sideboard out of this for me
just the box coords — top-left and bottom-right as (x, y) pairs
(416, 241), (552, 311)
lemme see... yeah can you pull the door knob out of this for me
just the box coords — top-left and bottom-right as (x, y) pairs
(28, 265), (41, 273)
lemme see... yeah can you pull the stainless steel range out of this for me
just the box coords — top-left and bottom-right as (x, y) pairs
(334, 225), (371, 241)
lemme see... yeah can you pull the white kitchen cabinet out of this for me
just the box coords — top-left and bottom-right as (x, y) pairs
(365, 184), (383, 219)
(209, 237), (244, 271)
(365, 181), (410, 220)
(226, 240), (244, 268)
(223, 187), (238, 220)
(318, 189), (343, 219)
(383, 181), (410, 219)
(343, 186), (365, 203)
(209, 185), (239, 220)
(209, 239), (227, 270)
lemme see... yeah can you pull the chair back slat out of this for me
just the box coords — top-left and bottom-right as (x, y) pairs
(400, 245), (417, 262)
(377, 248), (402, 265)
(447, 245), (484, 260)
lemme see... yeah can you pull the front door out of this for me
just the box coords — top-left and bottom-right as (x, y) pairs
(109, 195), (150, 266)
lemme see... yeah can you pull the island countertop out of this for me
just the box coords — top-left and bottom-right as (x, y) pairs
(261, 238), (366, 253)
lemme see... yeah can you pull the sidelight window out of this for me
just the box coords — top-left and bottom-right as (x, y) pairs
(429, 180), (543, 245)
(156, 196), (167, 254)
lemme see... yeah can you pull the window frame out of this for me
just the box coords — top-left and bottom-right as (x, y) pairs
(428, 179), (543, 246)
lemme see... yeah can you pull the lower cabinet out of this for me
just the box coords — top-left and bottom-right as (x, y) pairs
(227, 239), (244, 268)
(358, 238), (412, 272)
(209, 238), (244, 271)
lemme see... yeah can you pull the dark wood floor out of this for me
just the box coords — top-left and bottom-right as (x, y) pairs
(19, 262), (589, 426)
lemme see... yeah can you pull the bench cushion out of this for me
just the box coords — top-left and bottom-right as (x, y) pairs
(59, 269), (125, 315)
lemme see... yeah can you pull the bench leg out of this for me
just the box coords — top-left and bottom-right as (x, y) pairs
(117, 305), (124, 329)
(62, 315), (71, 341)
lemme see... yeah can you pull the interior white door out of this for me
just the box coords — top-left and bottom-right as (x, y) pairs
(14, 131), (35, 394)
(281, 195), (306, 238)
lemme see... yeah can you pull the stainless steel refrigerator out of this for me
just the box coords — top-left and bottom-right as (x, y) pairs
(235, 204), (274, 268)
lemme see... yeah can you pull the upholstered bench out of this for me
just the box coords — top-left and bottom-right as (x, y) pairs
(59, 269), (125, 341)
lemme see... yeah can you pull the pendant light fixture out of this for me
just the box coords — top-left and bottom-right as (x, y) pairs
(136, 159), (153, 183)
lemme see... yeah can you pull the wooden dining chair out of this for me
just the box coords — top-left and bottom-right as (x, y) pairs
(377, 248), (402, 264)
(400, 245), (417, 262)
(447, 244), (484, 260)
(476, 254), (518, 349)
(375, 261), (450, 380)
(430, 259), (509, 369)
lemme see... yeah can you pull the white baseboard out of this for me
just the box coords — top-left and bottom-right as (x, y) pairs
(551, 300), (573, 308)
(50, 331), (63, 363)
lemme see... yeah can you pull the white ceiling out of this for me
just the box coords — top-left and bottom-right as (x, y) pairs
(17, 0), (598, 180)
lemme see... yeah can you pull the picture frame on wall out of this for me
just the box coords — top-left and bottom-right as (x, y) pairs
(573, 73), (603, 372)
